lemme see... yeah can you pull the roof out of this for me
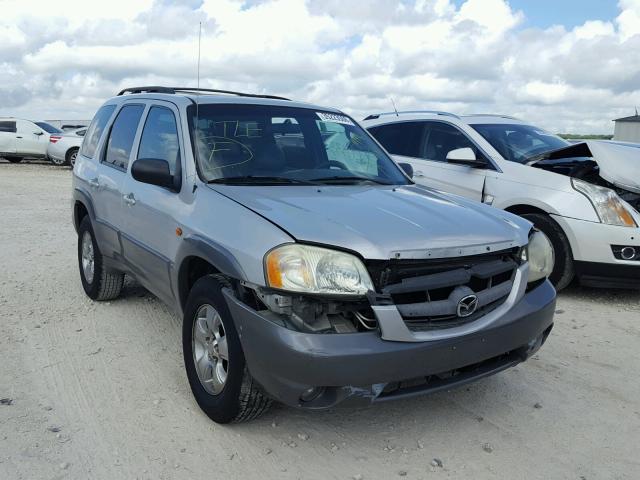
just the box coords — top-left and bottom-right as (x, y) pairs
(613, 114), (640, 123)
(361, 111), (527, 126)
(114, 86), (341, 113)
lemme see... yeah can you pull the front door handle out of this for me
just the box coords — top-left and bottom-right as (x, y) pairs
(16, 136), (22, 139)
(123, 193), (136, 206)
(88, 178), (100, 189)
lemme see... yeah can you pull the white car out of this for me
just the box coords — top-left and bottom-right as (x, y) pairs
(0, 118), (59, 163)
(363, 112), (640, 290)
(47, 127), (86, 167)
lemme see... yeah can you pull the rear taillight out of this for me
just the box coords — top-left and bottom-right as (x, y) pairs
(50, 136), (62, 143)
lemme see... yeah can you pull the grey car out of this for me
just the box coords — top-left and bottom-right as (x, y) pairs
(72, 86), (556, 423)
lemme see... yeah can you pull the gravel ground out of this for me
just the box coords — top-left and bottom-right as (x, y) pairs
(1, 160), (639, 480)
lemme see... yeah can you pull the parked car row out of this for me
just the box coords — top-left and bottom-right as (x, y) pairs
(0, 117), (85, 166)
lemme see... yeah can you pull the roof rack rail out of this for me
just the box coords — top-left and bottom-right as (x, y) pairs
(116, 86), (291, 101)
(363, 110), (459, 121)
(464, 114), (520, 120)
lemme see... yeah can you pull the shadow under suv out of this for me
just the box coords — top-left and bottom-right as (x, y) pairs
(72, 87), (556, 423)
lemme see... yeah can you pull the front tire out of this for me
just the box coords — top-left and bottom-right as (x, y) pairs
(77, 216), (124, 300)
(50, 155), (67, 166)
(522, 213), (574, 290)
(6, 157), (22, 164)
(183, 275), (271, 423)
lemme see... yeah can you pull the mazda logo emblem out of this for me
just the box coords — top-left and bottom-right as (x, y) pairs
(457, 294), (479, 318)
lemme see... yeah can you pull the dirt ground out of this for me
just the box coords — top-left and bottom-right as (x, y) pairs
(1, 160), (639, 480)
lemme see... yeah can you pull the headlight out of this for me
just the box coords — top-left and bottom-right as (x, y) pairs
(526, 230), (555, 283)
(265, 244), (374, 295)
(572, 178), (637, 227)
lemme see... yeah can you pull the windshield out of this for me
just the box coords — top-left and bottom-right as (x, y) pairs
(35, 122), (62, 134)
(188, 104), (409, 185)
(471, 123), (569, 163)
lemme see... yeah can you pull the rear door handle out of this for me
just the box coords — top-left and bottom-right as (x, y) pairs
(123, 193), (136, 206)
(88, 178), (100, 189)
(414, 170), (425, 177)
(16, 136), (22, 139)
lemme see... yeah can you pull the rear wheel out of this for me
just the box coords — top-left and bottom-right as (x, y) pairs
(67, 148), (79, 167)
(6, 157), (22, 164)
(183, 275), (271, 423)
(522, 213), (574, 290)
(77, 216), (124, 300)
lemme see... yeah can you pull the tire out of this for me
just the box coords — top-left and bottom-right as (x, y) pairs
(522, 213), (575, 290)
(50, 155), (67, 166)
(183, 275), (271, 423)
(77, 216), (124, 300)
(6, 157), (22, 164)
(66, 148), (79, 168)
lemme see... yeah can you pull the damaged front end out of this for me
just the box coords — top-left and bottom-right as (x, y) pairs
(527, 141), (640, 213)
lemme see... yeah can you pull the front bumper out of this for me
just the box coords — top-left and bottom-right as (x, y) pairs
(224, 280), (556, 409)
(551, 215), (640, 288)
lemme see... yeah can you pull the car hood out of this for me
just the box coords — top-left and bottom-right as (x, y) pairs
(529, 141), (640, 194)
(208, 184), (531, 260)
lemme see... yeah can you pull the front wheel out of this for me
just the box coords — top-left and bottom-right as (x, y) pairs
(50, 155), (67, 166)
(6, 157), (22, 164)
(522, 213), (575, 290)
(182, 275), (271, 423)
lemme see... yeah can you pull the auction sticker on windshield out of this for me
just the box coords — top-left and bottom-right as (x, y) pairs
(317, 112), (354, 126)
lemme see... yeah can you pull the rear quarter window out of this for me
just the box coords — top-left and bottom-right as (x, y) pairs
(80, 105), (116, 159)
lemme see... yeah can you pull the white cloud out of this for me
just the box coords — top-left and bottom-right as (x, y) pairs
(0, 0), (639, 133)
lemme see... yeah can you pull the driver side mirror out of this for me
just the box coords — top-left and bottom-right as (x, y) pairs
(398, 162), (413, 178)
(131, 158), (178, 191)
(445, 147), (486, 168)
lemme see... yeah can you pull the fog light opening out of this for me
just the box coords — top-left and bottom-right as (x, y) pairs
(300, 387), (324, 403)
(621, 246), (637, 260)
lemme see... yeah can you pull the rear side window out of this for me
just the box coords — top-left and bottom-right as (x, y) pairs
(137, 107), (180, 175)
(368, 122), (425, 157)
(81, 105), (116, 158)
(103, 104), (145, 171)
(0, 121), (17, 133)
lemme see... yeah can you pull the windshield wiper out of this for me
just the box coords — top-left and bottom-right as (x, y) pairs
(207, 176), (315, 185)
(310, 175), (393, 185)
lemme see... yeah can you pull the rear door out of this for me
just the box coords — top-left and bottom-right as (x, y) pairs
(15, 120), (47, 156)
(120, 102), (184, 303)
(0, 121), (17, 154)
(93, 103), (146, 259)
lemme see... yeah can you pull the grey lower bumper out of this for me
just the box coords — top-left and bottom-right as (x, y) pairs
(224, 280), (556, 409)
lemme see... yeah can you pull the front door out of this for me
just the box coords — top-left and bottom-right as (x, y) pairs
(410, 121), (487, 201)
(121, 102), (184, 304)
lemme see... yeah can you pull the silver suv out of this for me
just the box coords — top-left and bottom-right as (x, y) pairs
(72, 87), (556, 423)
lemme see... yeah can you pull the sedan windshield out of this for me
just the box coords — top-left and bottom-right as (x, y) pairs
(471, 123), (569, 163)
(188, 104), (409, 185)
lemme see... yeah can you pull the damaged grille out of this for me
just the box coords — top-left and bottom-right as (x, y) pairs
(366, 249), (520, 332)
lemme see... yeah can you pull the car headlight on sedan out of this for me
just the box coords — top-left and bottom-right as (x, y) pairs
(265, 244), (374, 295)
(571, 178), (637, 227)
(523, 230), (555, 283)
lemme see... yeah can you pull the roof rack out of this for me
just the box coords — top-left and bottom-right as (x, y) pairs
(363, 110), (459, 121)
(464, 114), (520, 120)
(116, 86), (291, 101)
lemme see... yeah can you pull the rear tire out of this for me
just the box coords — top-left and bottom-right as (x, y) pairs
(66, 148), (79, 167)
(6, 157), (22, 164)
(522, 213), (574, 290)
(183, 275), (271, 423)
(78, 216), (124, 300)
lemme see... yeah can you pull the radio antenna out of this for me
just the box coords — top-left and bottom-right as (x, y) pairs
(390, 97), (399, 117)
(197, 22), (202, 89)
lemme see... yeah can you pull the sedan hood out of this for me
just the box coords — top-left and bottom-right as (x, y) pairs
(529, 141), (640, 194)
(209, 184), (530, 260)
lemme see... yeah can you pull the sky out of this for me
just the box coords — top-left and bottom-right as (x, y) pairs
(1, 0), (639, 134)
